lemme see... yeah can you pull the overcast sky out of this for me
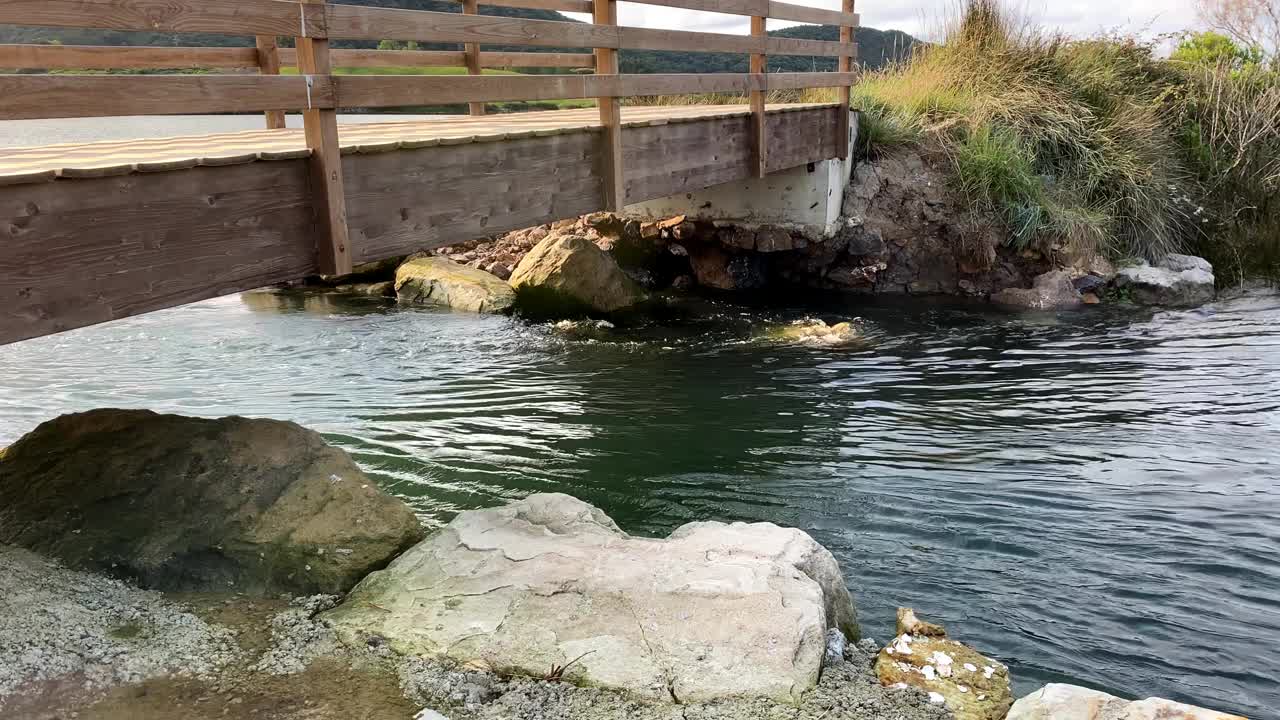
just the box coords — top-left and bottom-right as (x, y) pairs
(567, 0), (1200, 46)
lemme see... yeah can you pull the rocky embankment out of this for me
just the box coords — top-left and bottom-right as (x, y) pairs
(0, 411), (1249, 719)
(302, 148), (1219, 316)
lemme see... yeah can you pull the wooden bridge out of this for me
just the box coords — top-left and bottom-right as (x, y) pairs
(0, 0), (859, 345)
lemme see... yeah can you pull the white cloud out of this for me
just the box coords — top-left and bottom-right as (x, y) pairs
(569, 0), (1202, 44)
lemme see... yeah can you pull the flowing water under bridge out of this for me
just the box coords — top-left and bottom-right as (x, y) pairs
(0, 0), (861, 345)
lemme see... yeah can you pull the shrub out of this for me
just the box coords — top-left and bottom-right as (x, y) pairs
(852, 0), (1280, 279)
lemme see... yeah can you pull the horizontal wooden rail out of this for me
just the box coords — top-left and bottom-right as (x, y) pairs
(337, 72), (856, 106)
(282, 48), (595, 69)
(326, 7), (855, 57)
(0, 44), (594, 71)
(457, 0), (593, 13)
(621, 0), (857, 27)
(0, 71), (855, 120)
(0, 44), (260, 70)
(0, 0), (325, 37)
(0, 75), (335, 120)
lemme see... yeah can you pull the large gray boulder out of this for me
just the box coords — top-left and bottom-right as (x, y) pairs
(991, 269), (1082, 309)
(509, 234), (646, 314)
(396, 256), (516, 314)
(0, 409), (423, 595)
(1114, 254), (1215, 306)
(323, 493), (859, 704)
(1007, 683), (1245, 720)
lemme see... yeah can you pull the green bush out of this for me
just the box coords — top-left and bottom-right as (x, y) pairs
(851, 0), (1280, 280)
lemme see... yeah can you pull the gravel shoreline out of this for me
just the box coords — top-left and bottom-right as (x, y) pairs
(0, 544), (952, 720)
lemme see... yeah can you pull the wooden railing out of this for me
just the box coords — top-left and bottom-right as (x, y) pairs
(0, 0), (859, 276)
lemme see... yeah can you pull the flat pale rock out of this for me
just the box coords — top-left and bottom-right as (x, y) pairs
(396, 257), (516, 314)
(0, 409), (423, 595)
(509, 234), (646, 314)
(323, 493), (859, 703)
(876, 633), (1013, 720)
(1114, 254), (1215, 307)
(1007, 683), (1247, 720)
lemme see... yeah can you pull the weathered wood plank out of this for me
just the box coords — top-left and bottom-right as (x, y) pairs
(256, 36), (288, 129)
(482, 51), (596, 68)
(764, 105), (839, 172)
(463, 0), (486, 117)
(336, 73), (788, 106)
(0, 0), (325, 37)
(623, 114), (753, 203)
(836, 0), (854, 160)
(344, 133), (602, 261)
(0, 75), (334, 120)
(766, 1), (857, 27)
(466, 0), (593, 13)
(749, 14), (766, 179)
(766, 36), (854, 58)
(763, 71), (857, 90)
(280, 48), (594, 69)
(618, 0), (767, 17)
(0, 161), (316, 346)
(297, 0), (352, 276)
(0, 44), (260, 70)
(594, 0), (623, 211)
(618, 26), (760, 54)
(326, 5), (618, 48)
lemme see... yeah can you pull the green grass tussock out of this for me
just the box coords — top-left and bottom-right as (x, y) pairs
(852, 0), (1280, 280)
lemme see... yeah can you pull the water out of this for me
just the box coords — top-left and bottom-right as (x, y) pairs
(1, 289), (1278, 717)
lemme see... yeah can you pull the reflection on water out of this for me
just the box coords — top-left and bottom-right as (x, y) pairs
(1, 289), (1278, 718)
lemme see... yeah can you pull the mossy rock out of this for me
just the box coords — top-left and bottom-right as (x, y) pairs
(876, 633), (1013, 720)
(395, 257), (516, 314)
(509, 234), (646, 317)
(0, 409), (424, 595)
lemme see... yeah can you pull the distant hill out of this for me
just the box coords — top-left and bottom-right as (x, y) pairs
(0, 1), (916, 71)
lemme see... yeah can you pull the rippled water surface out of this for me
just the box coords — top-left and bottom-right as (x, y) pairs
(2, 290), (1278, 718)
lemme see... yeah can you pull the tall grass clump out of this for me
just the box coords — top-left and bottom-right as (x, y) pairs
(852, 0), (1280, 277)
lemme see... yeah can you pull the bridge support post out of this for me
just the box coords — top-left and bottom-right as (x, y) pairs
(254, 36), (287, 130)
(593, 0), (625, 211)
(463, 0), (486, 116)
(297, 0), (352, 276)
(750, 15), (767, 178)
(836, 0), (856, 160)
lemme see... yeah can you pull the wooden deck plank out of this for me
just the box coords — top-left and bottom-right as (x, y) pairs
(0, 104), (835, 183)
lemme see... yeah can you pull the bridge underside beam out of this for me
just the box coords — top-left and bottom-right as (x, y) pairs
(0, 105), (842, 346)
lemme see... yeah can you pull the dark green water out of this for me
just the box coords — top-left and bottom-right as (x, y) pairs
(1, 289), (1277, 718)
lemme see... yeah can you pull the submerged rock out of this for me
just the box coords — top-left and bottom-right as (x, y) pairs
(875, 610), (1013, 720)
(509, 234), (646, 315)
(0, 409), (423, 595)
(324, 493), (859, 704)
(395, 257), (517, 314)
(991, 269), (1083, 310)
(769, 318), (863, 345)
(1114, 254), (1215, 307)
(1006, 683), (1246, 720)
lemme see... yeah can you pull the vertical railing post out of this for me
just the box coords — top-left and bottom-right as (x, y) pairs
(463, 0), (485, 116)
(593, 0), (624, 211)
(255, 35), (287, 129)
(836, 0), (856, 161)
(296, 0), (353, 276)
(749, 13), (767, 178)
